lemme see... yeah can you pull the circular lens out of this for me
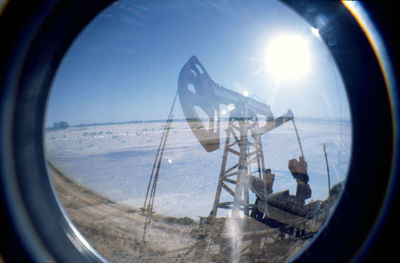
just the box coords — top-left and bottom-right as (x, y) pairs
(0, 0), (397, 262)
(43, 1), (355, 262)
(2, 0), (397, 261)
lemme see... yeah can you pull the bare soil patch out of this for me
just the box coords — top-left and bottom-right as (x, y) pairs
(49, 162), (333, 262)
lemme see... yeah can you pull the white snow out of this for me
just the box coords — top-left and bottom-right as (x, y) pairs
(45, 119), (351, 219)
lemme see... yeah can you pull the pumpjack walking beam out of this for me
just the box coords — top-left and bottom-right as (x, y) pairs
(177, 56), (295, 218)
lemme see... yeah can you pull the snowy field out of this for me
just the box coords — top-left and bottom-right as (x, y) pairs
(45, 119), (351, 219)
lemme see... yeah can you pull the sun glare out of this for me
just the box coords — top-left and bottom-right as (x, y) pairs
(265, 34), (310, 80)
(311, 27), (320, 38)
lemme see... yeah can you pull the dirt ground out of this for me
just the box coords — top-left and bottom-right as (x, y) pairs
(49, 162), (332, 263)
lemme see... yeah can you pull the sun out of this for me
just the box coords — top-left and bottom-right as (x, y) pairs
(265, 34), (311, 80)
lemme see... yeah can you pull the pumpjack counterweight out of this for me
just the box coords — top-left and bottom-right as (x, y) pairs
(178, 56), (295, 218)
(143, 56), (317, 251)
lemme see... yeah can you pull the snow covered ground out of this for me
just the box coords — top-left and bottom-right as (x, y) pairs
(45, 119), (351, 219)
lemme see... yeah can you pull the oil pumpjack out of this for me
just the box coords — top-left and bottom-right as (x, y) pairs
(143, 56), (319, 244)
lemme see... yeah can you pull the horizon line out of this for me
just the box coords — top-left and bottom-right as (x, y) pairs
(46, 116), (352, 130)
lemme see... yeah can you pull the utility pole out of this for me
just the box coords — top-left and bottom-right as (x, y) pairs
(323, 143), (331, 197)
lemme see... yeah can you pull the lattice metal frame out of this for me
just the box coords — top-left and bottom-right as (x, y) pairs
(210, 111), (266, 217)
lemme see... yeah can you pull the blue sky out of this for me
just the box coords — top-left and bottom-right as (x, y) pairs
(45, 0), (351, 126)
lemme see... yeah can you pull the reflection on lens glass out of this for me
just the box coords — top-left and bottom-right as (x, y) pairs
(45, 1), (351, 262)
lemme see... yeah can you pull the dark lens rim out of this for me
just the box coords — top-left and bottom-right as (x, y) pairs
(0, 0), (113, 262)
(0, 1), (397, 262)
(282, 1), (398, 262)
